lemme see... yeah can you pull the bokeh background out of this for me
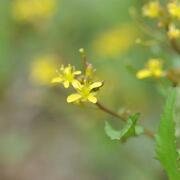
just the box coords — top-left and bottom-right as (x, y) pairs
(0, 0), (177, 180)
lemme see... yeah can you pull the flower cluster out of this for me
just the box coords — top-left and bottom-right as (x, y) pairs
(142, 1), (161, 18)
(142, 0), (180, 39)
(12, 0), (57, 24)
(67, 80), (102, 104)
(52, 64), (81, 88)
(167, 24), (180, 39)
(136, 58), (165, 79)
(167, 1), (180, 19)
(52, 54), (103, 104)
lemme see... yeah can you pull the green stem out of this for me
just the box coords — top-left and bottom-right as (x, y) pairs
(170, 39), (180, 55)
(96, 102), (155, 139)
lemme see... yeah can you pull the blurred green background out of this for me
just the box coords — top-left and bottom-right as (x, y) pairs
(0, 0), (174, 179)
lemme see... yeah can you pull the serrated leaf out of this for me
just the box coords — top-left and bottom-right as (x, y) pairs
(105, 113), (142, 141)
(156, 88), (180, 180)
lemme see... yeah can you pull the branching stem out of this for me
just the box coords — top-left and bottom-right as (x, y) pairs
(96, 102), (155, 139)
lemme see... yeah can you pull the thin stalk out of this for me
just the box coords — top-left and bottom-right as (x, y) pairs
(164, 24), (180, 55)
(170, 39), (180, 55)
(96, 102), (155, 139)
(96, 102), (126, 121)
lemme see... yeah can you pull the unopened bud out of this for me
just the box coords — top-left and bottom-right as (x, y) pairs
(79, 48), (85, 54)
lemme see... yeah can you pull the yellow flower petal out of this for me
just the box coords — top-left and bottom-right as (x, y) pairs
(64, 66), (71, 74)
(167, 2), (180, 19)
(51, 77), (63, 83)
(90, 82), (102, 90)
(87, 94), (97, 103)
(147, 59), (162, 69)
(63, 81), (70, 88)
(72, 80), (82, 90)
(142, 1), (160, 18)
(67, 93), (82, 103)
(167, 24), (180, 39)
(153, 69), (164, 78)
(136, 69), (151, 79)
(74, 71), (81, 75)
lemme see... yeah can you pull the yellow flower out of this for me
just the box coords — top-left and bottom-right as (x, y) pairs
(136, 59), (165, 79)
(67, 81), (103, 104)
(52, 64), (81, 88)
(167, 1), (180, 19)
(93, 24), (138, 58)
(30, 55), (57, 85)
(142, 1), (161, 18)
(12, 0), (56, 23)
(168, 24), (180, 39)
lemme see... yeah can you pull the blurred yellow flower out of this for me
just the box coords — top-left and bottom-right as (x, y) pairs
(52, 64), (81, 88)
(67, 81), (102, 104)
(30, 55), (58, 85)
(142, 1), (161, 18)
(136, 58), (165, 79)
(93, 25), (138, 58)
(12, 0), (56, 23)
(168, 24), (180, 39)
(167, 0), (180, 19)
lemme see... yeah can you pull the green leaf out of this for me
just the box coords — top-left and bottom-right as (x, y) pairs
(156, 88), (180, 180)
(178, 150), (180, 161)
(105, 113), (143, 141)
(125, 63), (137, 75)
(135, 125), (144, 135)
(178, 150), (180, 155)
